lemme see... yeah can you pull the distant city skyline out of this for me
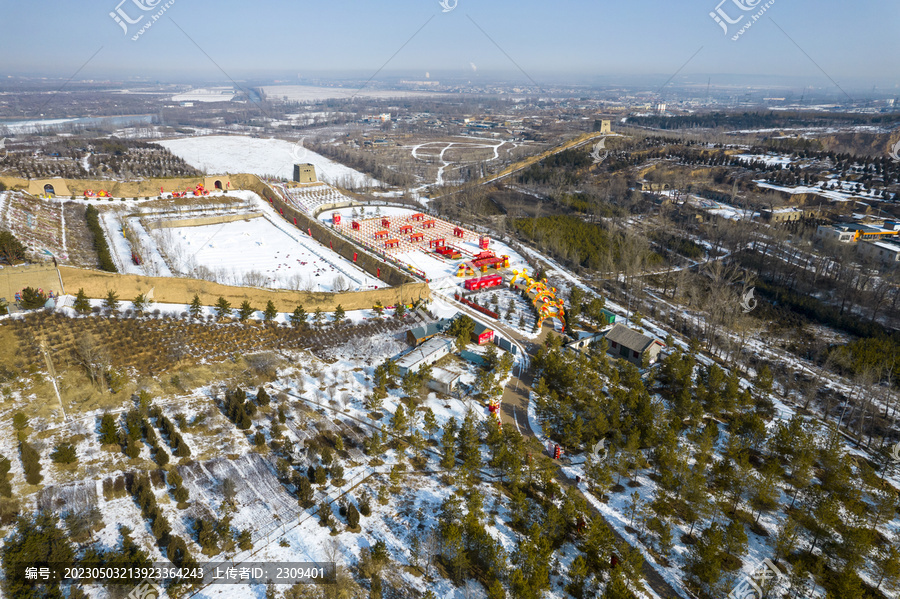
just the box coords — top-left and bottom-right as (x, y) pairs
(0, 0), (897, 94)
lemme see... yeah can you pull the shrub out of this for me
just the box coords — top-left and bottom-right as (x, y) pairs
(173, 435), (191, 458)
(173, 485), (189, 503)
(124, 437), (140, 459)
(153, 447), (169, 467)
(238, 529), (252, 551)
(167, 469), (183, 488)
(51, 443), (78, 464)
(12, 413), (28, 431)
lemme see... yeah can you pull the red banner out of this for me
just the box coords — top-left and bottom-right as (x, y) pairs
(330, 241), (333, 250)
(377, 268), (381, 278)
(308, 228), (312, 237)
(353, 252), (358, 262)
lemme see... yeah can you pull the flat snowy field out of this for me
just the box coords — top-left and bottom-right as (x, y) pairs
(163, 216), (381, 292)
(157, 135), (378, 188)
(98, 190), (382, 292)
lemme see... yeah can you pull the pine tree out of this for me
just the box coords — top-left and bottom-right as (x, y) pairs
(20, 441), (42, 485)
(154, 447), (170, 467)
(314, 466), (327, 486)
(603, 573), (637, 598)
(103, 289), (120, 313)
(215, 297), (232, 320)
(132, 293), (149, 315)
(441, 418), (457, 470)
(346, 502), (360, 529)
(99, 414), (120, 445)
(238, 529), (253, 551)
(390, 404), (408, 435)
(124, 437), (140, 459)
(875, 545), (900, 593)
(19, 287), (48, 309)
(566, 554), (589, 599)
(333, 304), (345, 323)
(1, 514), (76, 598)
(297, 476), (314, 508)
(238, 300), (254, 322)
(173, 435), (191, 458)
(0, 455), (11, 497)
(724, 519), (748, 557)
(73, 288), (91, 314)
(423, 407), (438, 439)
(686, 522), (726, 593)
(263, 300), (277, 322)
(456, 413), (481, 472)
(256, 386), (270, 406)
(318, 501), (332, 526)
(291, 305), (307, 328)
(189, 294), (202, 319)
(173, 485), (189, 503)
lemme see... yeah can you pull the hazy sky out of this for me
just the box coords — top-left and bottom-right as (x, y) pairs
(1, 0), (897, 92)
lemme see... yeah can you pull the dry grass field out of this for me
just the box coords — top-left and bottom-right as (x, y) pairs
(0, 309), (424, 424)
(58, 266), (430, 313)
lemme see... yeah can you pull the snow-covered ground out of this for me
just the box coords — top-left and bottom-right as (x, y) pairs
(171, 88), (236, 102)
(755, 179), (894, 204)
(157, 135), (379, 188)
(261, 85), (447, 102)
(0, 118), (78, 134)
(160, 216), (380, 292)
(96, 189), (382, 292)
(682, 193), (759, 221)
(734, 153), (794, 166)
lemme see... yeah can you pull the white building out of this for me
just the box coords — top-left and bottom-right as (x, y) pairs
(816, 225), (855, 243)
(858, 240), (900, 264)
(395, 337), (454, 376)
(427, 367), (461, 395)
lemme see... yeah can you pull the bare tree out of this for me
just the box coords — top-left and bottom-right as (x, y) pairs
(75, 334), (109, 389)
